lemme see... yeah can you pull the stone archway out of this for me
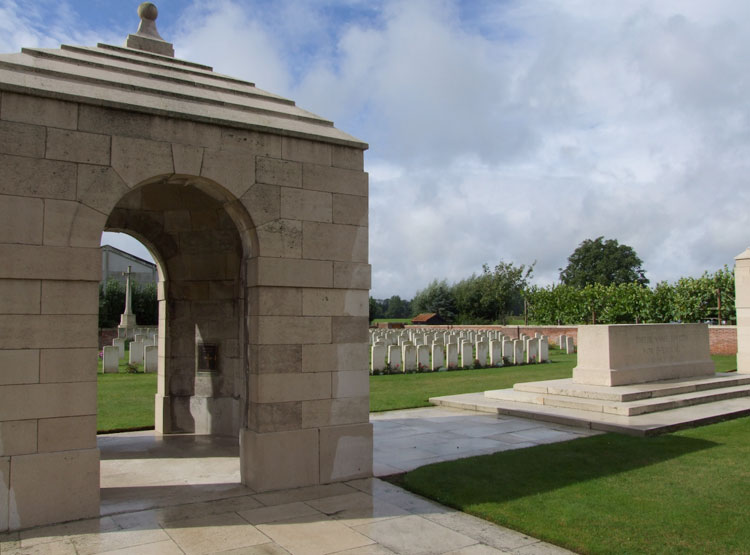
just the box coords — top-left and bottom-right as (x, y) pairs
(0, 7), (371, 532)
(106, 178), (251, 436)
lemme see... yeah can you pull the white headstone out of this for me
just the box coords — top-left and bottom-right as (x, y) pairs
(431, 344), (445, 370)
(539, 337), (549, 362)
(475, 341), (489, 368)
(461, 342), (473, 368)
(402, 344), (417, 372)
(417, 344), (431, 371)
(446, 343), (459, 369)
(502, 340), (514, 364)
(129, 340), (145, 365)
(103, 346), (119, 373)
(526, 338), (540, 364)
(566, 336), (576, 354)
(144, 345), (158, 373)
(371, 344), (387, 373)
(112, 338), (125, 359)
(513, 339), (524, 365)
(387, 345), (402, 373)
(489, 340), (503, 367)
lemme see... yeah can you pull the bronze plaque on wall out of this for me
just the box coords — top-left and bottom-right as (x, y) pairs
(196, 342), (219, 373)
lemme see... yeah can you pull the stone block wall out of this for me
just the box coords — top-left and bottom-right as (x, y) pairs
(0, 90), (371, 532)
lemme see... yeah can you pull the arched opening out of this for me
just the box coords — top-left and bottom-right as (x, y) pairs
(98, 231), (160, 433)
(97, 176), (256, 512)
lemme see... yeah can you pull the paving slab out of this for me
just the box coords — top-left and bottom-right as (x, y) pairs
(0, 409), (586, 554)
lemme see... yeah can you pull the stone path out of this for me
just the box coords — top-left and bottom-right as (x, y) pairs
(1, 407), (596, 554)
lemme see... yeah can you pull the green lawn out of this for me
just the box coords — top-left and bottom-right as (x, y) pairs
(399, 413), (750, 554)
(369, 349), (577, 412)
(96, 350), (737, 431)
(97, 353), (156, 433)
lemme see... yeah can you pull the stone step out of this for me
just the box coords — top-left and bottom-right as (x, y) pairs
(485, 384), (750, 416)
(513, 373), (750, 402)
(429, 391), (750, 437)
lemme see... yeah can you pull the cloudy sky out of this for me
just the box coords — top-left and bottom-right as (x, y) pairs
(4, 0), (750, 299)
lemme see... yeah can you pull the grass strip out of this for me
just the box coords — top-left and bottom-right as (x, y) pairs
(400, 415), (750, 554)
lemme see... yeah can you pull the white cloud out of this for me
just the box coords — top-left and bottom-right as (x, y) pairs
(3, 0), (750, 299)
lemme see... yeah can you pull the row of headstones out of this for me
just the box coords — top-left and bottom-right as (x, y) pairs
(370, 328), (507, 347)
(102, 329), (159, 373)
(370, 328), (577, 354)
(371, 336), (550, 374)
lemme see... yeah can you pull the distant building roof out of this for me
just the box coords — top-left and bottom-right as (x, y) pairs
(101, 244), (157, 284)
(411, 313), (446, 325)
(101, 244), (155, 269)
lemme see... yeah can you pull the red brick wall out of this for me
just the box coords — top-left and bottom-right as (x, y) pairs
(708, 325), (737, 355)
(407, 324), (737, 355)
(99, 328), (118, 350)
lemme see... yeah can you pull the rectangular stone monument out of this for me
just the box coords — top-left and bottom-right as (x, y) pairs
(539, 336), (549, 362)
(103, 346), (119, 373)
(129, 340), (145, 365)
(417, 344), (430, 371)
(526, 338), (539, 364)
(387, 345), (402, 373)
(432, 344), (445, 370)
(489, 340), (503, 367)
(402, 344), (417, 372)
(566, 336), (576, 354)
(371, 344), (386, 374)
(112, 338), (125, 359)
(502, 339), (514, 363)
(461, 342), (473, 368)
(446, 343), (459, 369)
(512, 339), (524, 365)
(475, 341), (489, 368)
(573, 324), (715, 386)
(144, 345), (158, 373)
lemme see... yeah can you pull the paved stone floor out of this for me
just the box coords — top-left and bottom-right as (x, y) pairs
(1, 407), (597, 554)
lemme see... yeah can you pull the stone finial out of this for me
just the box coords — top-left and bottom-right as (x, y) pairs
(735, 247), (750, 261)
(125, 2), (175, 57)
(135, 2), (165, 41)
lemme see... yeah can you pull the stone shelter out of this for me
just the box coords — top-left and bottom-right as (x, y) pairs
(0, 4), (371, 532)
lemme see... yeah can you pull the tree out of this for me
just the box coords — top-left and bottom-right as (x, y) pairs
(479, 261), (535, 323)
(559, 236), (648, 288)
(411, 279), (457, 322)
(368, 297), (383, 322)
(383, 295), (411, 319)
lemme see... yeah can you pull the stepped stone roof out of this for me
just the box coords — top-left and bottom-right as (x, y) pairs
(0, 3), (366, 149)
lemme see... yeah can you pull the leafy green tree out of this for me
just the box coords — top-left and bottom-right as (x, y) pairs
(132, 282), (158, 325)
(99, 279), (125, 328)
(453, 275), (484, 323)
(368, 296), (383, 322)
(478, 261), (535, 323)
(647, 281), (675, 323)
(411, 279), (457, 322)
(384, 295), (411, 319)
(560, 237), (648, 288)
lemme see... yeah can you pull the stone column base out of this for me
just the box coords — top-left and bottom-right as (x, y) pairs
(319, 422), (373, 483)
(5, 448), (99, 531)
(239, 423), (373, 493)
(240, 428), (319, 492)
(155, 393), (171, 433)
